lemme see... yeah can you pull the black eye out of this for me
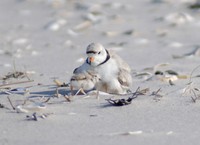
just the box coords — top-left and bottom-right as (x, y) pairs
(98, 51), (101, 54)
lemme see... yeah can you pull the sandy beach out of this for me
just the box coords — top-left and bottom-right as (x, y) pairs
(1, 0), (200, 145)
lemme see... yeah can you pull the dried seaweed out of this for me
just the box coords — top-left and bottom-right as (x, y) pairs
(189, 2), (200, 9)
(106, 87), (149, 106)
(2, 71), (26, 80)
(26, 112), (53, 121)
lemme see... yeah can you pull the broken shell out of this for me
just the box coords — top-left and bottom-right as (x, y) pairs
(84, 13), (103, 23)
(46, 19), (67, 31)
(169, 42), (183, 48)
(13, 38), (28, 45)
(16, 105), (29, 113)
(109, 130), (143, 136)
(73, 21), (92, 31)
(122, 131), (143, 135)
(103, 31), (120, 37)
(166, 131), (173, 135)
(20, 103), (46, 112)
(160, 75), (178, 82)
(67, 29), (78, 36)
(165, 12), (194, 25)
(134, 38), (149, 45)
(31, 50), (39, 56)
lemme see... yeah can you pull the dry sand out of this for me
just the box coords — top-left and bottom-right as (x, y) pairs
(1, 0), (200, 145)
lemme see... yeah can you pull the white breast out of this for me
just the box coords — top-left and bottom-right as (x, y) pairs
(95, 58), (118, 82)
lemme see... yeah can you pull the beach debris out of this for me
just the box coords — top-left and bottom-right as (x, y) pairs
(54, 79), (69, 87)
(108, 130), (143, 136)
(134, 38), (149, 45)
(68, 112), (77, 115)
(73, 21), (92, 32)
(182, 82), (200, 103)
(16, 105), (29, 113)
(103, 29), (134, 37)
(0, 103), (5, 108)
(7, 87), (30, 95)
(15, 103), (46, 113)
(0, 80), (34, 88)
(7, 96), (15, 110)
(63, 95), (72, 102)
(166, 131), (173, 135)
(106, 97), (135, 106)
(45, 19), (67, 31)
(26, 112), (38, 121)
(143, 63), (170, 72)
(169, 42), (183, 48)
(189, 1), (200, 9)
(134, 72), (153, 80)
(155, 70), (179, 82)
(155, 28), (168, 37)
(181, 65), (200, 102)
(90, 114), (98, 117)
(103, 31), (120, 37)
(2, 71), (26, 80)
(67, 29), (79, 36)
(13, 38), (28, 45)
(106, 87), (149, 106)
(103, 2), (130, 10)
(173, 46), (200, 59)
(164, 12), (194, 25)
(26, 112), (54, 121)
(83, 12), (103, 23)
(0, 103), (9, 110)
(150, 88), (164, 101)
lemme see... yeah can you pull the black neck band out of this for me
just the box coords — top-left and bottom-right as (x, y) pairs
(98, 49), (110, 66)
(86, 49), (110, 66)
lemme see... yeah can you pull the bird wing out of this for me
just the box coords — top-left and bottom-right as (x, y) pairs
(108, 50), (132, 87)
(118, 69), (132, 87)
(108, 50), (131, 73)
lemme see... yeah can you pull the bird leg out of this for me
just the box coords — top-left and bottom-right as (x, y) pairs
(74, 88), (87, 96)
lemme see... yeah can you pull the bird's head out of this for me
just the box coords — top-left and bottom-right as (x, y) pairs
(86, 43), (108, 66)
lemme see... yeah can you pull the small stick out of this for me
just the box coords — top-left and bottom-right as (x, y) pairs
(0, 80), (34, 88)
(43, 97), (51, 103)
(7, 96), (15, 110)
(63, 95), (71, 102)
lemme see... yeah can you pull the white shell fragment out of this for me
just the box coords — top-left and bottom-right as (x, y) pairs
(46, 19), (67, 31)
(166, 131), (173, 135)
(169, 42), (183, 48)
(165, 12), (194, 25)
(73, 21), (92, 32)
(16, 105), (29, 113)
(160, 75), (178, 82)
(83, 13), (103, 23)
(16, 103), (46, 113)
(13, 38), (28, 45)
(67, 29), (78, 36)
(134, 38), (149, 45)
(109, 130), (143, 136)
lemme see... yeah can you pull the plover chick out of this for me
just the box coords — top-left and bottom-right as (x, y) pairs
(70, 70), (100, 95)
(85, 42), (132, 94)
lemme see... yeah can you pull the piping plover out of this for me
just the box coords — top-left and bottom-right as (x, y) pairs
(85, 42), (132, 94)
